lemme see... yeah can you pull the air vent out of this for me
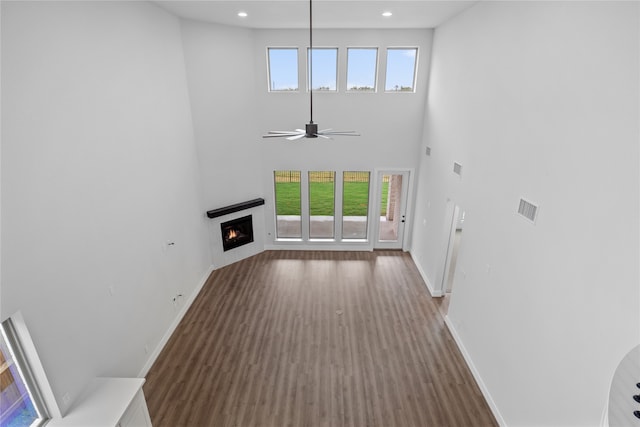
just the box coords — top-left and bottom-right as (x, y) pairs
(518, 198), (538, 223)
(453, 162), (462, 176)
(425, 146), (431, 156)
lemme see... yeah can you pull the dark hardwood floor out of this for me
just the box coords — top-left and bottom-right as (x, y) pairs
(144, 250), (497, 427)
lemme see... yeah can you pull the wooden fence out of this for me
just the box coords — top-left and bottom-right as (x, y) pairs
(274, 171), (375, 183)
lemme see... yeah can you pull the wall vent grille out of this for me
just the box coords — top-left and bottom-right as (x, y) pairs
(453, 162), (462, 176)
(425, 146), (431, 156)
(518, 198), (538, 223)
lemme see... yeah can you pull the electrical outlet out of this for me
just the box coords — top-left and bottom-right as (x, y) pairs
(172, 292), (182, 307)
(173, 293), (183, 307)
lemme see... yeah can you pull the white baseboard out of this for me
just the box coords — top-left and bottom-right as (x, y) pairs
(138, 265), (215, 377)
(443, 315), (507, 427)
(409, 252), (443, 297)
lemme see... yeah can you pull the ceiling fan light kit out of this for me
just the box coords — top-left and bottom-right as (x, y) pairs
(263, 0), (360, 141)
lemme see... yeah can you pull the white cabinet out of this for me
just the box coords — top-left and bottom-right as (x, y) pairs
(116, 387), (152, 427)
(48, 378), (152, 427)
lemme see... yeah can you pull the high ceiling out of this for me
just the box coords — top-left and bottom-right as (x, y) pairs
(155, 1), (478, 29)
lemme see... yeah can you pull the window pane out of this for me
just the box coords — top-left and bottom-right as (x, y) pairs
(308, 48), (338, 91)
(0, 327), (40, 427)
(385, 48), (418, 92)
(268, 48), (298, 91)
(347, 48), (377, 92)
(274, 171), (301, 238)
(309, 171), (335, 239)
(342, 172), (370, 239)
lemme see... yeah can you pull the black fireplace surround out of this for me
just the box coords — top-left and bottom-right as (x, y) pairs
(207, 198), (264, 252)
(221, 215), (254, 252)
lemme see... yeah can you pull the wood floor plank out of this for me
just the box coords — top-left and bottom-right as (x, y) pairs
(144, 250), (498, 427)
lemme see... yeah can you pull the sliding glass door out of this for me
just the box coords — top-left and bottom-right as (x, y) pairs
(273, 169), (392, 244)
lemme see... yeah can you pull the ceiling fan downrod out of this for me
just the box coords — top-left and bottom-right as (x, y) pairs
(262, 0), (359, 140)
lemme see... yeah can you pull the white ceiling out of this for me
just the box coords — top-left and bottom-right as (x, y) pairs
(155, 1), (478, 29)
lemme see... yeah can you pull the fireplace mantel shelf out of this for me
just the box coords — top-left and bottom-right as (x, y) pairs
(207, 198), (265, 219)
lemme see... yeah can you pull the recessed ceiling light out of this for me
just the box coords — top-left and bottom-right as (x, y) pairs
(382, 11), (393, 17)
(237, 11), (248, 18)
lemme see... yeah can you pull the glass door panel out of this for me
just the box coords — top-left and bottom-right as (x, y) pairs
(309, 171), (335, 239)
(342, 171), (369, 239)
(274, 171), (302, 238)
(376, 171), (409, 248)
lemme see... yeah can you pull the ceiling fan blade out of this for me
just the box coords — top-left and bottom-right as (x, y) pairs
(316, 134), (331, 139)
(319, 128), (332, 133)
(318, 130), (360, 136)
(266, 130), (301, 135)
(263, 134), (297, 138)
(263, 129), (306, 138)
(287, 134), (306, 141)
(295, 129), (306, 133)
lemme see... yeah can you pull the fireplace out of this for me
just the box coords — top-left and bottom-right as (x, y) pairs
(221, 215), (254, 252)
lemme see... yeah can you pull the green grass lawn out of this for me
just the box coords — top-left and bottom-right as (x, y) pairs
(275, 182), (388, 216)
(274, 182), (302, 215)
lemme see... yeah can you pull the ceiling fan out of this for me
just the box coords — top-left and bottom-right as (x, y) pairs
(262, 0), (360, 141)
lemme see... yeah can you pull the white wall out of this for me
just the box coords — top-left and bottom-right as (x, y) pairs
(180, 25), (433, 252)
(254, 29), (433, 248)
(8, 1), (635, 424)
(410, 2), (639, 426)
(1, 1), (211, 414)
(180, 20), (262, 211)
(179, 20), (266, 268)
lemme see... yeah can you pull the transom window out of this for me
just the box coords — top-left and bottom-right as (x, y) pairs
(307, 48), (338, 91)
(385, 48), (418, 92)
(347, 48), (378, 92)
(267, 48), (299, 92)
(267, 46), (419, 93)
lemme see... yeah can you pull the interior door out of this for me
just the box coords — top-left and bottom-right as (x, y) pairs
(440, 204), (464, 295)
(374, 170), (410, 249)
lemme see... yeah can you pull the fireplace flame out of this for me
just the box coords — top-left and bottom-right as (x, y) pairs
(227, 228), (238, 239)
